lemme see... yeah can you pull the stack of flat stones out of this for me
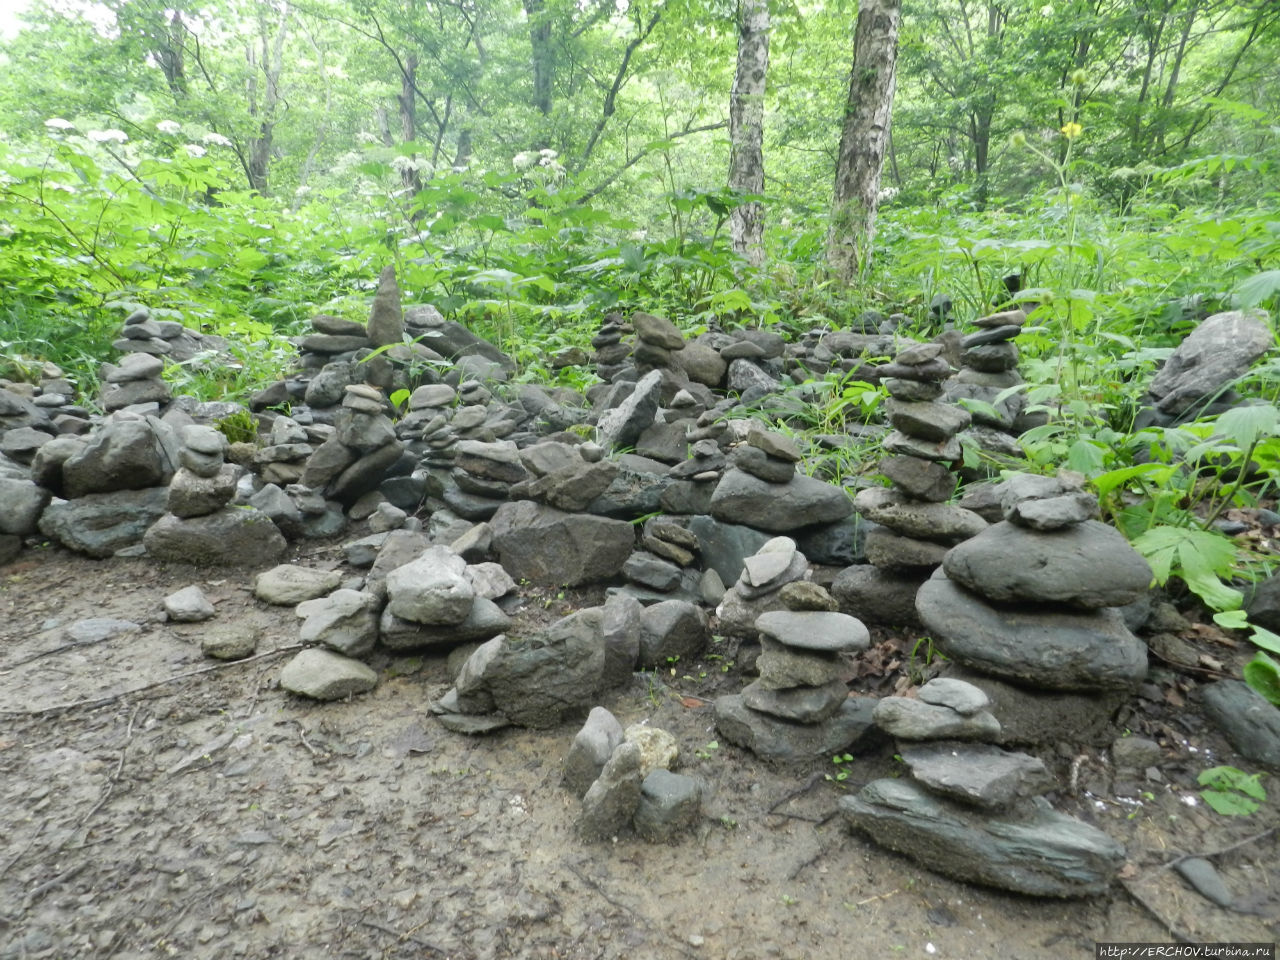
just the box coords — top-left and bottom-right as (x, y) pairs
(944, 308), (1029, 461)
(591, 313), (633, 382)
(916, 472), (1153, 741)
(101, 352), (172, 414)
(841, 677), (1126, 898)
(714, 601), (878, 762)
(631, 312), (686, 377)
(114, 307), (226, 364)
(508, 438), (617, 513)
(299, 384), (406, 506)
(446, 439), (528, 520)
(143, 425), (288, 565)
(253, 413), (316, 486)
(714, 535), (812, 634)
(834, 342), (986, 625)
(617, 517), (703, 603)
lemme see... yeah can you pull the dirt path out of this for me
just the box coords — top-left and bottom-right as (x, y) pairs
(1, 545), (1275, 959)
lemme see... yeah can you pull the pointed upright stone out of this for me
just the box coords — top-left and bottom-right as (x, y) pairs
(367, 265), (404, 347)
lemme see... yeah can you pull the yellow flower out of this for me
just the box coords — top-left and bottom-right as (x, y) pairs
(1061, 122), (1083, 139)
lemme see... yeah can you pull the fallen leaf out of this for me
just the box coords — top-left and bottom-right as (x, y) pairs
(1117, 863), (1139, 880)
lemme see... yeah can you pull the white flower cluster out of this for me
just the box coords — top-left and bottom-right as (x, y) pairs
(156, 119), (182, 135)
(86, 129), (129, 143)
(44, 117), (75, 130)
(877, 185), (900, 203)
(390, 155), (432, 174)
(202, 132), (233, 147)
(184, 144), (206, 158)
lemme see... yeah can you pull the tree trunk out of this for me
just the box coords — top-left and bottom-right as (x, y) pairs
(245, 4), (289, 196)
(728, 0), (769, 268)
(159, 10), (188, 97)
(398, 51), (424, 199)
(827, 0), (902, 284)
(524, 0), (553, 121)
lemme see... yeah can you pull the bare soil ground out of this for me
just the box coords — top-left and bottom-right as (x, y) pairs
(1, 541), (1276, 960)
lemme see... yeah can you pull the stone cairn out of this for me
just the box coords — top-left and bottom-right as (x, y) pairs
(713, 538), (881, 762)
(101, 352), (172, 414)
(915, 472), (1154, 743)
(944, 308), (1029, 464)
(841, 676), (1126, 898)
(143, 423), (288, 565)
(114, 307), (227, 364)
(833, 341), (986, 625)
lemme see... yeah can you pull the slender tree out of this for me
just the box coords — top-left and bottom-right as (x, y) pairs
(827, 0), (902, 284)
(728, 0), (769, 267)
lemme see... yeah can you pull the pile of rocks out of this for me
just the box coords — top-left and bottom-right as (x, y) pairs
(916, 472), (1153, 743)
(253, 414), (316, 486)
(143, 424), (287, 565)
(299, 384), (406, 506)
(841, 677), (1126, 897)
(591, 314), (633, 382)
(617, 517), (704, 603)
(715, 597), (880, 762)
(564, 708), (703, 842)
(101, 353), (172, 413)
(114, 307), (227, 364)
(834, 342), (985, 625)
(944, 308), (1029, 463)
(447, 439), (529, 520)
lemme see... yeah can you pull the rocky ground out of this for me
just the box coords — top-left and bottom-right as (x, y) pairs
(1, 542), (1276, 960)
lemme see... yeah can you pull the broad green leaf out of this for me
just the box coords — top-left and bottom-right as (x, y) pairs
(1215, 404), (1280, 450)
(1249, 626), (1280, 656)
(1234, 270), (1280, 308)
(1243, 652), (1280, 706)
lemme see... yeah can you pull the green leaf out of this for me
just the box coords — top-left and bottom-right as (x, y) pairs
(1234, 269), (1280, 308)
(1215, 404), (1280, 450)
(1198, 764), (1267, 815)
(1250, 626), (1280, 656)
(1243, 651), (1280, 706)
(1131, 525), (1241, 610)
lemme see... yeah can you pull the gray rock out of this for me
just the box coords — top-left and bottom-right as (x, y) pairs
(587, 453), (674, 518)
(638, 600), (708, 668)
(457, 609), (606, 728)
(465, 561), (515, 600)
(279, 648), (378, 700)
(941, 664), (1132, 746)
(378, 597), (509, 651)
(63, 419), (178, 497)
(490, 500), (634, 586)
(840, 779), (1125, 897)
(899, 741), (1053, 808)
(601, 593), (643, 686)
(864, 528), (950, 570)
(201, 624), (258, 660)
(873, 697), (1002, 741)
(634, 770), (703, 842)
(1111, 736), (1162, 770)
(918, 677), (989, 715)
(755, 610), (870, 653)
(742, 678), (848, 723)
(1174, 858), (1235, 908)
(167, 464), (238, 518)
(726, 358), (780, 396)
(680, 515), (772, 585)
(366, 265), (405, 346)
(886, 400), (972, 441)
(917, 572), (1148, 691)
(714, 694), (882, 762)
(672, 340), (726, 387)
(1007, 492), (1098, 530)
(100, 377), (172, 411)
(563, 707), (625, 798)
(65, 618), (140, 644)
(1201, 680), (1280, 770)
(943, 520), (1153, 609)
(0, 478), (51, 535)
(710, 469), (853, 533)
(1146, 309), (1272, 415)
(39, 487), (169, 558)
(143, 508), (288, 566)
(624, 551), (682, 591)
(731, 443), (796, 483)
(879, 455), (956, 502)
(882, 429), (962, 463)
(632, 312), (685, 350)
(384, 546), (474, 625)
(854, 487), (987, 542)
(831, 565), (924, 626)
(297, 589), (380, 657)
(579, 742), (644, 841)
(247, 483), (304, 538)
(597, 369), (663, 449)
(756, 636), (841, 689)
(164, 585), (216, 623)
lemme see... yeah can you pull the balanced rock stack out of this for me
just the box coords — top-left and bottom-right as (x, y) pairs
(916, 472), (1153, 740)
(253, 414), (314, 486)
(617, 517), (703, 603)
(714, 536), (811, 635)
(114, 307), (226, 364)
(398, 382), (459, 467)
(590, 313), (633, 382)
(834, 341), (986, 625)
(446, 439), (528, 520)
(144, 424), (288, 565)
(300, 384), (405, 506)
(842, 677), (1126, 897)
(508, 438), (617, 513)
(709, 426), (853, 535)
(101, 352), (172, 413)
(944, 308), (1028, 462)
(714, 602), (879, 762)
(632, 312), (686, 376)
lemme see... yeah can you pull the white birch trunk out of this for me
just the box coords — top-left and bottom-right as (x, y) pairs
(728, 0), (770, 268)
(827, 0), (902, 284)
